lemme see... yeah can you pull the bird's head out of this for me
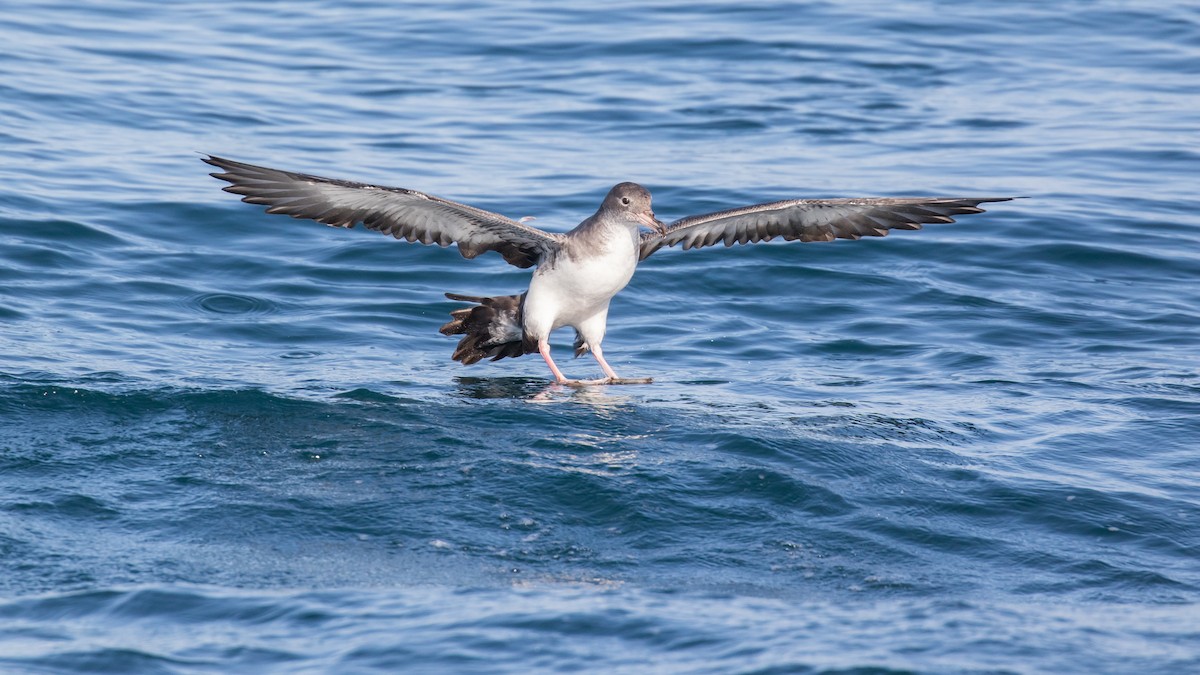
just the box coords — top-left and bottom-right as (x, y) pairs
(603, 182), (666, 234)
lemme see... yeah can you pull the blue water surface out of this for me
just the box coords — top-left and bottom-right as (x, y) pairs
(2, 1), (1199, 673)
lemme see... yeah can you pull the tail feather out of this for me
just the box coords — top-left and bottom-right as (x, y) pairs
(440, 292), (533, 365)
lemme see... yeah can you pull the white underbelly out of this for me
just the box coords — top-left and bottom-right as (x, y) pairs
(524, 246), (637, 334)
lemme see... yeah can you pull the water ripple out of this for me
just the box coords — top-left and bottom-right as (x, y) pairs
(188, 292), (278, 316)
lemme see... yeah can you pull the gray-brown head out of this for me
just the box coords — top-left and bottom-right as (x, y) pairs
(601, 182), (666, 234)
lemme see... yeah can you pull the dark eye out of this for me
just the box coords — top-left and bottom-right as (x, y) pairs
(621, 197), (631, 205)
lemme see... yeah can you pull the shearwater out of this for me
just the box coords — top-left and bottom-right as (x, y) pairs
(204, 155), (1013, 385)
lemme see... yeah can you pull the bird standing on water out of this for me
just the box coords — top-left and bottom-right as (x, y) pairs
(204, 156), (1012, 385)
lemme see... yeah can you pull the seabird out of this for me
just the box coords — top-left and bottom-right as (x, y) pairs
(204, 156), (1013, 385)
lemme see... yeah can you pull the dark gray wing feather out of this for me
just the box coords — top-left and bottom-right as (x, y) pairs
(204, 155), (562, 268)
(639, 197), (1014, 260)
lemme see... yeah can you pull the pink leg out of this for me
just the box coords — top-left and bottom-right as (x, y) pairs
(538, 339), (569, 383)
(591, 344), (620, 381)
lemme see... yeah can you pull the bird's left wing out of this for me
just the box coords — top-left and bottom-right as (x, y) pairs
(639, 196), (1014, 260)
(205, 155), (562, 268)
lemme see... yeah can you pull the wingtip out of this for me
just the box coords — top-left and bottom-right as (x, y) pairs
(201, 154), (257, 173)
(203, 155), (235, 184)
(201, 154), (234, 175)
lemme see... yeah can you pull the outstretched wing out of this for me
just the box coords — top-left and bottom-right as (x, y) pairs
(204, 155), (563, 268)
(639, 197), (1014, 260)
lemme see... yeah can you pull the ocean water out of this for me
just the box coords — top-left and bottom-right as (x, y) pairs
(2, 0), (1199, 672)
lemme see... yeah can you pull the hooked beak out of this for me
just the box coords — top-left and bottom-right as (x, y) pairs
(638, 211), (667, 235)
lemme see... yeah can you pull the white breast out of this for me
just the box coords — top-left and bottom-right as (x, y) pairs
(522, 226), (639, 338)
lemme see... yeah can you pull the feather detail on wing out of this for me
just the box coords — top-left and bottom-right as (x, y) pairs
(204, 155), (562, 268)
(639, 196), (1014, 260)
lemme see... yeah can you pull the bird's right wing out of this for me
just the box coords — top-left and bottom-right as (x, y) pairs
(205, 155), (563, 268)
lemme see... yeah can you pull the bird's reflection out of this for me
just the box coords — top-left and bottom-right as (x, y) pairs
(453, 375), (635, 413)
(453, 376), (548, 400)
